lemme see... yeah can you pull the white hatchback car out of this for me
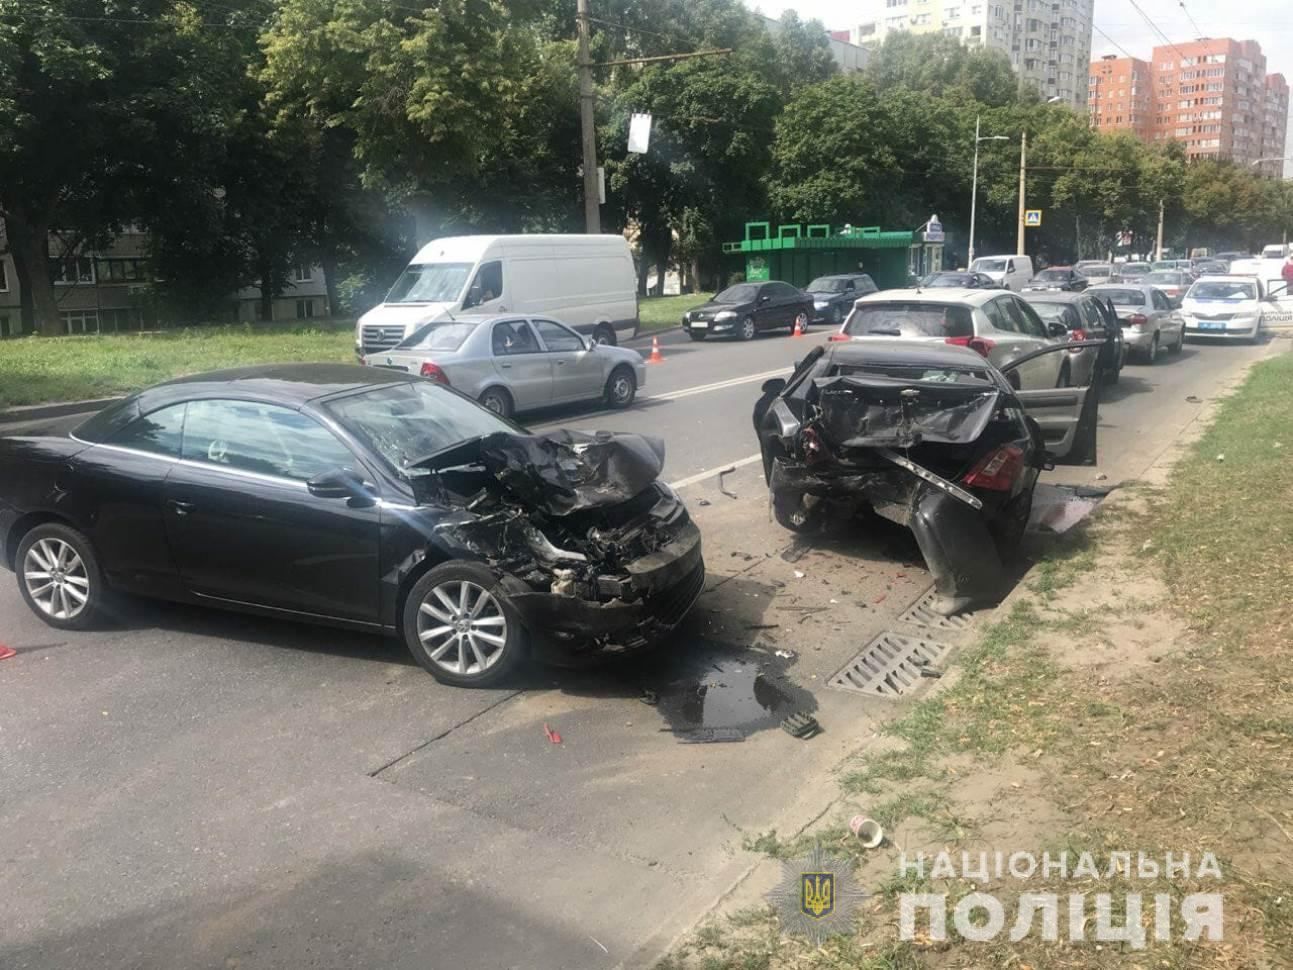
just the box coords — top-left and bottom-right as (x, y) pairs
(836, 288), (1076, 390)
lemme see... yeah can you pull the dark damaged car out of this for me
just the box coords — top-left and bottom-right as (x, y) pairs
(0, 365), (704, 687)
(753, 341), (1098, 615)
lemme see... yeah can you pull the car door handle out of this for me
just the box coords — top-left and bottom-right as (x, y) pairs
(500, 362), (512, 369)
(556, 359), (567, 366)
(169, 500), (195, 516)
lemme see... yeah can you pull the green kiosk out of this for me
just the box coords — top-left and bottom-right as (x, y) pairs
(721, 220), (946, 291)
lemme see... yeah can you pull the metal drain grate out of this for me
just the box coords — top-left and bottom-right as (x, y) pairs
(827, 631), (954, 697)
(896, 586), (976, 631)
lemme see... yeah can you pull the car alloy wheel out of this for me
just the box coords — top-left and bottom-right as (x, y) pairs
(793, 312), (809, 334)
(479, 387), (513, 417)
(832, 305), (843, 325)
(23, 537), (91, 621)
(739, 316), (756, 340)
(416, 580), (508, 677)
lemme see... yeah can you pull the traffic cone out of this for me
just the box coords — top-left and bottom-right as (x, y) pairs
(646, 335), (665, 364)
(792, 315), (805, 338)
(0, 643), (15, 661)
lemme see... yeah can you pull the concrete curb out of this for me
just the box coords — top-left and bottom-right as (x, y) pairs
(0, 396), (121, 425)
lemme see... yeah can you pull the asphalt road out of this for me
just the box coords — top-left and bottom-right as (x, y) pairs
(0, 324), (1279, 970)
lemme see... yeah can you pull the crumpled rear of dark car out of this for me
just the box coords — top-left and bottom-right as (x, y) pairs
(755, 343), (1052, 615)
(415, 429), (705, 654)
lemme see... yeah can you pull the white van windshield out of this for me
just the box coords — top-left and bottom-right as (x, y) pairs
(971, 258), (1007, 273)
(386, 263), (473, 304)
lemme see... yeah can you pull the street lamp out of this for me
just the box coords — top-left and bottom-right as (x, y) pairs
(969, 116), (1009, 266)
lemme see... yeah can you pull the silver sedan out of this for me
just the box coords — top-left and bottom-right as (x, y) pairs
(1087, 284), (1186, 363)
(364, 314), (647, 418)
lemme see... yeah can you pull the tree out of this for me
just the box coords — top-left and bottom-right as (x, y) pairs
(0, 0), (258, 334)
(866, 32), (1019, 108)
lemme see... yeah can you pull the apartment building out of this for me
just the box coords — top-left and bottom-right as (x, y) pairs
(1088, 55), (1153, 141)
(0, 228), (330, 337)
(1089, 38), (1289, 171)
(849, 0), (1095, 107)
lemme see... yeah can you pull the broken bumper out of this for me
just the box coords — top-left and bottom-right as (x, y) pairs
(510, 520), (705, 650)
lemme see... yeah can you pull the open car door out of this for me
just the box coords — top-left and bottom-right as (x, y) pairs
(1266, 280), (1293, 326)
(1001, 341), (1106, 465)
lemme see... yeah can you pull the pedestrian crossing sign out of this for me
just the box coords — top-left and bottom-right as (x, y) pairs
(1025, 210), (1043, 227)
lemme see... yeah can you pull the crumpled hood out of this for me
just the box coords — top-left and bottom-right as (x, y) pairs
(415, 429), (667, 516)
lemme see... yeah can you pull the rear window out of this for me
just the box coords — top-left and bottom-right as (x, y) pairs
(1027, 302), (1078, 327)
(395, 322), (479, 351)
(1120, 264), (1150, 276)
(1098, 289), (1148, 307)
(842, 302), (974, 338)
(1034, 268), (1070, 281)
(1081, 264), (1112, 276)
(1144, 272), (1182, 284)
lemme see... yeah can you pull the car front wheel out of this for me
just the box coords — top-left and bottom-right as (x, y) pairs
(402, 562), (527, 687)
(738, 316), (757, 340)
(479, 386), (514, 418)
(605, 366), (637, 408)
(16, 524), (105, 630)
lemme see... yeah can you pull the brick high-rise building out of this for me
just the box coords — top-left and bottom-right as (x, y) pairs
(1088, 55), (1153, 141)
(1089, 38), (1290, 172)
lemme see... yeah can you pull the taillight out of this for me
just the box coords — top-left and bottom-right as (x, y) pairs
(420, 362), (451, 384)
(1128, 313), (1148, 326)
(1071, 328), (1087, 342)
(963, 444), (1025, 491)
(946, 336), (996, 358)
(828, 333), (851, 342)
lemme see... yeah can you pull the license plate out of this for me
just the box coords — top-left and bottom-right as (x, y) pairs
(691, 319), (709, 329)
(1198, 321), (1224, 331)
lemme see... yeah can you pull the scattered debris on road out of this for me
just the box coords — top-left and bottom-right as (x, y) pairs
(781, 712), (821, 739)
(718, 466), (738, 499)
(671, 727), (745, 743)
(543, 723), (563, 744)
(1028, 483), (1109, 534)
(0, 643), (16, 661)
(849, 815), (885, 848)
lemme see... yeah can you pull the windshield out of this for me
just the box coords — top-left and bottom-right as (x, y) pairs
(394, 322), (479, 351)
(1081, 264), (1112, 277)
(843, 302), (975, 338)
(1097, 288), (1147, 307)
(385, 263), (473, 304)
(924, 273), (973, 287)
(1188, 281), (1257, 301)
(1033, 269), (1071, 281)
(324, 381), (512, 471)
(713, 283), (760, 304)
(1120, 264), (1150, 276)
(1144, 272), (1183, 284)
(807, 277), (847, 293)
(1151, 262), (1177, 272)
(970, 258), (1006, 273)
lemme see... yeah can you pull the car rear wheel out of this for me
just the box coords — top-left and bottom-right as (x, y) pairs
(402, 562), (527, 687)
(1171, 326), (1185, 353)
(1143, 334), (1159, 364)
(16, 524), (105, 630)
(738, 316), (757, 341)
(605, 366), (637, 408)
(790, 311), (809, 335)
(832, 305), (843, 325)
(593, 323), (617, 347)
(479, 386), (514, 418)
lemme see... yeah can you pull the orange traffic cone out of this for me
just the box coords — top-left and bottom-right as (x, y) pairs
(792, 315), (805, 338)
(646, 335), (665, 364)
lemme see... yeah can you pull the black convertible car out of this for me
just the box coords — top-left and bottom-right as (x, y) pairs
(753, 340), (1098, 615)
(0, 365), (704, 686)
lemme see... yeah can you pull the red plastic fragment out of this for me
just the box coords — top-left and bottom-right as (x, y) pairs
(543, 723), (562, 744)
(0, 644), (16, 661)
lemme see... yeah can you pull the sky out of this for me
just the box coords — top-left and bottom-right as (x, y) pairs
(743, 0), (1293, 82)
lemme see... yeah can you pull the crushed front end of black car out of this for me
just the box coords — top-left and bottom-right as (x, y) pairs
(412, 430), (704, 655)
(754, 343), (1052, 615)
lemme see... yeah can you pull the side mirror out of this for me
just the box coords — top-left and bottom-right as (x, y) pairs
(307, 468), (370, 503)
(761, 377), (787, 396)
(1046, 321), (1069, 338)
(758, 294), (771, 304)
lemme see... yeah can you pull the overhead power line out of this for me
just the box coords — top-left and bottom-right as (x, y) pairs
(1178, 1), (1204, 39)
(1126, 0), (1188, 60)
(1092, 23), (1136, 59)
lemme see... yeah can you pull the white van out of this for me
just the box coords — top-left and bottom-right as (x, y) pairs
(1261, 243), (1288, 260)
(355, 234), (638, 355)
(969, 254), (1034, 291)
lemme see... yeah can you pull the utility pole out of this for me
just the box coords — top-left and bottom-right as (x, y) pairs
(1156, 199), (1165, 262)
(969, 117), (981, 267)
(576, 0), (600, 234)
(1016, 131), (1027, 256)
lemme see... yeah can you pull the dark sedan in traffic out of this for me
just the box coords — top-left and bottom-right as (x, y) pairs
(919, 271), (1002, 289)
(1023, 267), (1089, 292)
(806, 273), (878, 325)
(0, 365), (705, 686)
(682, 281), (814, 341)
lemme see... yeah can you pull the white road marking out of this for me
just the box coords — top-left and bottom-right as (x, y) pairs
(668, 452), (764, 490)
(645, 367), (791, 402)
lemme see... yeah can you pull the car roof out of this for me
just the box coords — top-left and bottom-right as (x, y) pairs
(1191, 275), (1260, 285)
(825, 338), (989, 370)
(813, 273), (868, 280)
(1089, 283), (1152, 292)
(855, 287), (1002, 306)
(1020, 290), (1084, 303)
(143, 363), (420, 409)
